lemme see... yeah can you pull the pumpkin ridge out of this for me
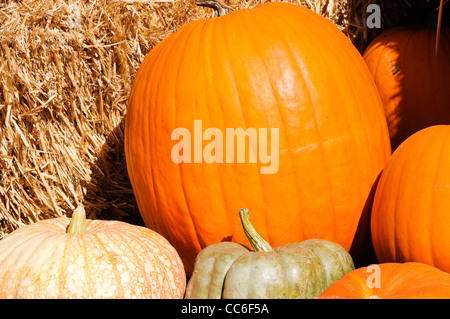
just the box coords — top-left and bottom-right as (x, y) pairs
(243, 16), (287, 247)
(162, 21), (206, 255)
(363, 26), (450, 150)
(221, 10), (272, 244)
(403, 127), (440, 262)
(275, 10), (336, 241)
(275, 247), (304, 297)
(217, 11), (250, 228)
(0, 227), (42, 268)
(111, 232), (144, 297)
(372, 29), (401, 140)
(424, 128), (439, 265)
(206, 18), (232, 240)
(104, 230), (151, 297)
(70, 232), (97, 298)
(273, 9), (343, 240)
(383, 135), (403, 261)
(327, 8), (392, 204)
(148, 30), (182, 239)
(96, 227), (184, 297)
(123, 228), (178, 296)
(89, 232), (124, 297)
(9, 230), (59, 297)
(365, 42), (392, 138)
(289, 7), (369, 243)
(303, 6), (377, 243)
(201, 16), (236, 244)
(429, 127), (450, 267)
(55, 230), (72, 298)
(51, 233), (79, 297)
(327, 37), (376, 242)
(125, 30), (166, 232)
(54, 233), (79, 291)
(386, 263), (440, 297)
(80, 232), (93, 297)
(254, 7), (312, 244)
(370, 161), (392, 261)
(391, 128), (421, 261)
(389, 280), (450, 299)
(173, 20), (210, 249)
(391, 136), (413, 261)
(251, 6), (321, 242)
(177, 20), (234, 252)
(335, 32), (384, 168)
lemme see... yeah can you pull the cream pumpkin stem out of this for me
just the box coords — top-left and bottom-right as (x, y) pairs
(195, 0), (234, 17)
(67, 206), (87, 235)
(239, 208), (273, 252)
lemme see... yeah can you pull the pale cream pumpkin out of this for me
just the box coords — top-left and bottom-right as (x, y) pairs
(0, 207), (186, 298)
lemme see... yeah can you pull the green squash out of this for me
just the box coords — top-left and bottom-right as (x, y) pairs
(185, 208), (355, 299)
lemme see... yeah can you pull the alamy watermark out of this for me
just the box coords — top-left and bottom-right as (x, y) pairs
(366, 264), (381, 289)
(171, 120), (279, 175)
(366, 4), (381, 29)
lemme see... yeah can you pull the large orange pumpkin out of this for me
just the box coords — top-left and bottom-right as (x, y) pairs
(371, 125), (450, 272)
(363, 27), (450, 150)
(0, 206), (186, 298)
(125, 1), (391, 274)
(317, 262), (450, 299)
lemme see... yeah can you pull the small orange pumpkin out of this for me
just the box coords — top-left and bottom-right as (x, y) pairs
(317, 262), (450, 299)
(363, 27), (450, 150)
(371, 125), (450, 272)
(0, 206), (186, 298)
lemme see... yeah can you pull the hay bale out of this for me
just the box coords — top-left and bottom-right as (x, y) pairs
(0, 0), (444, 239)
(0, 0), (190, 236)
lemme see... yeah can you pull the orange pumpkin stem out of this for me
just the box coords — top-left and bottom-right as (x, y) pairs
(195, 0), (233, 17)
(239, 208), (273, 252)
(67, 206), (87, 235)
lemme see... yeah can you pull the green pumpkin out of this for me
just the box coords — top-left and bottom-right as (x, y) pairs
(185, 209), (354, 299)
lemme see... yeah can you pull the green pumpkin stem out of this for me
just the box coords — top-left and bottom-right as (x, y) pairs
(239, 208), (273, 252)
(67, 206), (87, 235)
(195, 0), (234, 17)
